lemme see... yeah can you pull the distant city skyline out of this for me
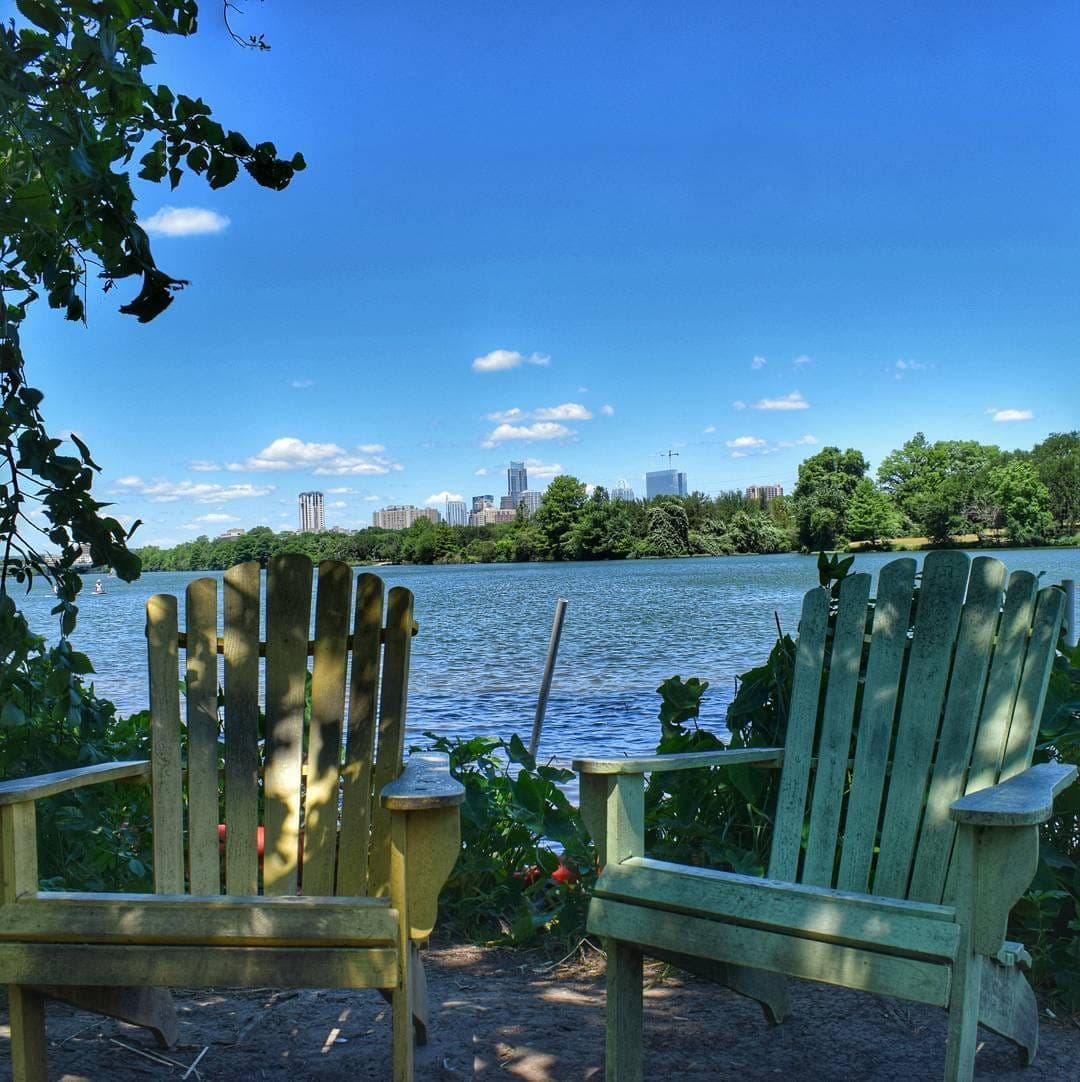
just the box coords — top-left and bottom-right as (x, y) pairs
(18, 5), (1073, 548)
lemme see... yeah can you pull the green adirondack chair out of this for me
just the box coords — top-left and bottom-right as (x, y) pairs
(576, 551), (1074, 1082)
(0, 556), (463, 1082)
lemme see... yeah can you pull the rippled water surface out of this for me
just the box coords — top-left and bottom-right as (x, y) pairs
(19, 549), (1080, 763)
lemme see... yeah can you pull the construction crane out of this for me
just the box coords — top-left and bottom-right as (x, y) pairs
(657, 450), (680, 467)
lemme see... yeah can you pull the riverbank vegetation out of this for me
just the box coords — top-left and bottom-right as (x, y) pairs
(135, 430), (1079, 571)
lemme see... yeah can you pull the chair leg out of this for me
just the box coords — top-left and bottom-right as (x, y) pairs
(943, 946), (983, 1082)
(31, 984), (179, 1048)
(605, 939), (643, 1082)
(977, 957), (1039, 1066)
(391, 937), (414, 1082)
(648, 949), (791, 1025)
(409, 943), (429, 1046)
(8, 985), (47, 1082)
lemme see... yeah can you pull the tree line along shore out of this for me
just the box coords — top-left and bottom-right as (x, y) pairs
(136, 431), (1079, 571)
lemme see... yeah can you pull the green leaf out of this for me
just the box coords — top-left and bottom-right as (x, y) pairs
(15, 0), (67, 36)
(0, 701), (26, 728)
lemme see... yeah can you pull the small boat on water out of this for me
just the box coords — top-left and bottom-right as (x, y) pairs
(93, 579), (106, 595)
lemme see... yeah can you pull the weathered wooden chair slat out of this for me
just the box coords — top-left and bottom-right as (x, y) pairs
(577, 551), (1073, 1081)
(835, 555), (915, 893)
(0, 555), (463, 1082)
(185, 577), (220, 896)
(338, 572), (385, 897)
(223, 559), (261, 895)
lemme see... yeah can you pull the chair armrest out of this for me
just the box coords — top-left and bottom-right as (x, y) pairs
(572, 747), (784, 776)
(0, 761), (151, 807)
(950, 762), (1078, 826)
(380, 752), (465, 810)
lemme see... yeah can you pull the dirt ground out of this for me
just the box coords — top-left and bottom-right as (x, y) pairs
(3, 943), (1079, 1080)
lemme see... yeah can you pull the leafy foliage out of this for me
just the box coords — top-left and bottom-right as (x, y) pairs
(792, 446), (869, 550)
(424, 731), (595, 946)
(0, 0), (303, 619)
(0, 593), (153, 890)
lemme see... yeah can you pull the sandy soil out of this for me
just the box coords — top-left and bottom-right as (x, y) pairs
(3, 943), (1079, 1080)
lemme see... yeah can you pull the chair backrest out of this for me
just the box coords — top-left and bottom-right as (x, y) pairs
(769, 551), (1064, 904)
(145, 554), (415, 899)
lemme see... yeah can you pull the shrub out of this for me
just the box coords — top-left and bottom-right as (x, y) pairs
(425, 732), (594, 946)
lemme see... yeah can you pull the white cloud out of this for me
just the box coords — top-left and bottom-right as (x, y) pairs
(532, 402), (592, 421)
(523, 458), (563, 478)
(193, 512), (239, 523)
(225, 436), (402, 476)
(291, 379), (314, 389)
(794, 434), (819, 445)
(731, 451), (748, 459)
(751, 355), (767, 370)
(140, 206), (230, 237)
(426, 490), (463, 504)
(600, 404), (615, 416)
(726, 435), (766, 449)
(471, 349), (550, 372)
(325, 486), (355, 494)
(989, 408), (1033, 422)
(189, 460), (221, 472)
(703, 425), (716, 434)
(474, 467), (489, 476)
(793, 354), (812, 367)
(733, 400), (747, 411)
(363, 495), (379, 501)
(752, 391), (809, 411)
(488, 403), (592, 423)
(117, 478), (275, 503)
(482, 422), (573, 448)
(329, 500), (347, 509)
(894, 358), (927, 380)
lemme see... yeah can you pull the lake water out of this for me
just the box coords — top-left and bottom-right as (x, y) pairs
(16, 549), (1080, 764)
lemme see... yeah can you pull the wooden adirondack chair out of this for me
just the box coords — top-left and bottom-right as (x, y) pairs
(576, 551), (1074, 1082)
(0, 555), (463, 1082)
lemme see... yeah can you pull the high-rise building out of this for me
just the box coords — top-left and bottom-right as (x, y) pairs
(445, 499), (468, 527)
(298, 491), (325, 533)
(746, 484), (784, 504)
(518, 489), (543, 516)
(507, 461), (528, 506)
(472, 494), (495, 513)
(645, 470), (687, 499)
(612, 479), (636, 502)
(372, 505), (440, 530)
(469, 506), (516, 527)
(499, 495), (516, 510)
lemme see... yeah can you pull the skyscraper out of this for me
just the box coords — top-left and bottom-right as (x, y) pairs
(445, 499), (468, 526)
(298, 491), (325, 533)
(472, 494), (494, 512)
(519, 489), (543, 516)
(507, 461), (528, 506)
(645, 470), (687, 499)
(612, 479), (636, 502)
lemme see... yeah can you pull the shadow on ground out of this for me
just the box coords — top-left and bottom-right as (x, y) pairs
(2, 943), (1078, 1079)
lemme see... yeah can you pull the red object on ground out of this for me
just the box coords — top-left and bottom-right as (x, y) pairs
(515, 855), (580, 887)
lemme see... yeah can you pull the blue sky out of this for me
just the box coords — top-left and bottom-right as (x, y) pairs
(23, 2), (1080, 545)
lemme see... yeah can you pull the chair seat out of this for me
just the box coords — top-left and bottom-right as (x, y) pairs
(594, 858), (960, 960)
(590, 858), (963, 1008)
(597, 856), (960, 960)
(0, 891), (398, 947)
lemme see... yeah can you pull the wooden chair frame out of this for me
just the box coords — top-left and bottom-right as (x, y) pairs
(576, 552), (1074, 1081)
(1, 556), (463, 1081)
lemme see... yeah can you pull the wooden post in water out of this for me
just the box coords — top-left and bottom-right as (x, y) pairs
(528, 598), (568, 759)
(1063, 579), (1077, 648)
